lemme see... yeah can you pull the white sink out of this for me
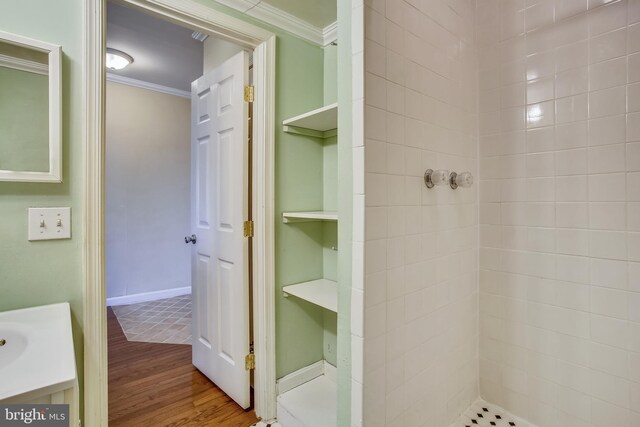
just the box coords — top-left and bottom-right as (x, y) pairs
(0, 303), (76, 401)
(0, 323), (29, 366)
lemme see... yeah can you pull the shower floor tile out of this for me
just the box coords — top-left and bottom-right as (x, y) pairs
(111, 294), (191, 345)
(451, 400), (535, 427)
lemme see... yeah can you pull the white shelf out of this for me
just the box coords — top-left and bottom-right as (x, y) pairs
(277, 374), (337, 427)
(282, 211), (338, 223)
(282, 103), (338, 138)
(283, 279), (337, 312)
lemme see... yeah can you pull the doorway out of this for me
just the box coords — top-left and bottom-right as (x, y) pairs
(104, 2), (255, 424)
(84, 0), (278, 425)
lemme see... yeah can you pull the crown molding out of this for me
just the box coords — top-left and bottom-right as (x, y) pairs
(106, 73), (191, 98)
(215, 0), (337, 46)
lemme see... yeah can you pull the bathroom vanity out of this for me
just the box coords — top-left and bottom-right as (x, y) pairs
(0, 303), (79, 426)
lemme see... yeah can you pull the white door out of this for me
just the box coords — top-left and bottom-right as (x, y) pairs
(190, 50), (251, 409)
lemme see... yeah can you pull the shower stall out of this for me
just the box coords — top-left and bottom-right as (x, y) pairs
(358, 0), (640, 425)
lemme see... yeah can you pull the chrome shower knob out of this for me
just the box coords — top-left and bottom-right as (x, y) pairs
(449, 171), (473, 189)
(424, 169), (450, 188)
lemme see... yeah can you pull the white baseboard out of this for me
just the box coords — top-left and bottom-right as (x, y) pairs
(106, 286), (191, 306)
(276, 360), (336, 395)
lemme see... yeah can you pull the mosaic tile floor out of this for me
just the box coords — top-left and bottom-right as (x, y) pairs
(111, 294), (191, 345)
(451, 400), (534, 427)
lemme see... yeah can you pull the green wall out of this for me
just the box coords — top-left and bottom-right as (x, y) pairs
(0, 66), (49, 172)
(0, 0), (85, 411)
(324, 44), (337, 105)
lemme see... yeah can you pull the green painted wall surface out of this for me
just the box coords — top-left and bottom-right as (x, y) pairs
(0, 0), (84, 414)
(336, 0), (353, 424)
(324, 44), (337, 105)
(0, 66), (49, 172)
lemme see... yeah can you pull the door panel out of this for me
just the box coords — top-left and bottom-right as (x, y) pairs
(190, 50), (250, 409)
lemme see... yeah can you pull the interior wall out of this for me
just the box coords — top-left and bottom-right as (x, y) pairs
(361, 0), (479, 425)
(0, 0), (85, 409)
(477, 1), (640, 426)
(105, 82), (191, 300)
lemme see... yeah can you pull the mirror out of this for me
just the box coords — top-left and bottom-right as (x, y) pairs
(0, 31), (61, 182)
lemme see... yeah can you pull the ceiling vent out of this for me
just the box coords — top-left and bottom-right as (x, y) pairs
(191, 31), (209, 42)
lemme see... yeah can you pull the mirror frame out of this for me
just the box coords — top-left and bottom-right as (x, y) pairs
(0, 30), (61, 183)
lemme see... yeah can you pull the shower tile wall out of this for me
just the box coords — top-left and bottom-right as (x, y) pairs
(477, 1), (640, 426)
(361, 0), (479, 425)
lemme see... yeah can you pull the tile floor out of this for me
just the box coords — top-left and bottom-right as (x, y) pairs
(111, 294), (191, 345)
(451, 400), (535, 427)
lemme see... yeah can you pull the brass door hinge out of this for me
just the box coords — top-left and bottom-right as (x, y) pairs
(244, 86), (254, 103)
(243, 220), (254, 238)
(245, 353), (255, 370)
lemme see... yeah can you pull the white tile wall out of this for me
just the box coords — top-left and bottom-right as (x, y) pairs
(361, 0), (479, 425)
(478, 1), (640, 426)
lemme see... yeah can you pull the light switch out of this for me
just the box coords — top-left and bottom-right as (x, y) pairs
(28, 207), (71, 241)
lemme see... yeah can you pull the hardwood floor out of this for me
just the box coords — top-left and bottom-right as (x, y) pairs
(108, 307), (259, 426)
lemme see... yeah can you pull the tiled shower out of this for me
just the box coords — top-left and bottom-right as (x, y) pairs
(478, 0), (639, 426)
(361, 0), (640, 426)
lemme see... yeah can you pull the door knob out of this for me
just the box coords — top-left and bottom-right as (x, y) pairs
(185, 234), (197, 244)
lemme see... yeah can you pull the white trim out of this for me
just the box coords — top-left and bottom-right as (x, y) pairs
(275, 360), (336, 396)
(276, 361), (324, 395)
(106, 286), (191, 306)
(215, 0), (337, 46)
(83, 1), (108, 425)
(84, 0), (277, 425)
(252, 34), (278, 419)
(106, 73), (190, 98)
(323, 21), (338, 46)
(243, 1), (323, 46)
(0, 53), (48, 75)
(323, 360), (337, 383)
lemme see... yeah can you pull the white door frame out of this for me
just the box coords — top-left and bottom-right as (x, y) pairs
(82, 1), (277, 425)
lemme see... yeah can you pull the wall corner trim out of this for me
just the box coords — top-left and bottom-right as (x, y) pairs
(215, 0), (336, 46)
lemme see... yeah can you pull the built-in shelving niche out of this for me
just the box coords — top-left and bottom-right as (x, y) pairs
(278, 102), (339, 427)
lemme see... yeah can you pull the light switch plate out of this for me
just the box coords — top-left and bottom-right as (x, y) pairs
(28, 207), (71, 241)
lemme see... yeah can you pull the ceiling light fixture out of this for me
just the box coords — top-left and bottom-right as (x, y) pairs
(106, 48), (133, 71)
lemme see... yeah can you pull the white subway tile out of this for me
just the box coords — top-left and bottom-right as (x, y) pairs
(588, 0), (628, 36)
(590, 286), (629, 319)
(589, 173), (627, 201)
(589, 27), (627, 63)
(589, 57), (627, 90)
(588, 114), (626, 146)
(588, 86), (627, 118)
(590, 257), (628, 289)
(588, 144), (626, 173)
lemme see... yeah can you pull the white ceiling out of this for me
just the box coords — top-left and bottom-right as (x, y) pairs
(261, 0), (336, 29)
(106, 2), (204, 92)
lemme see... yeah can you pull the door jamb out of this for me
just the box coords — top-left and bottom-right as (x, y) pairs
(83, 1), (277, 425)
